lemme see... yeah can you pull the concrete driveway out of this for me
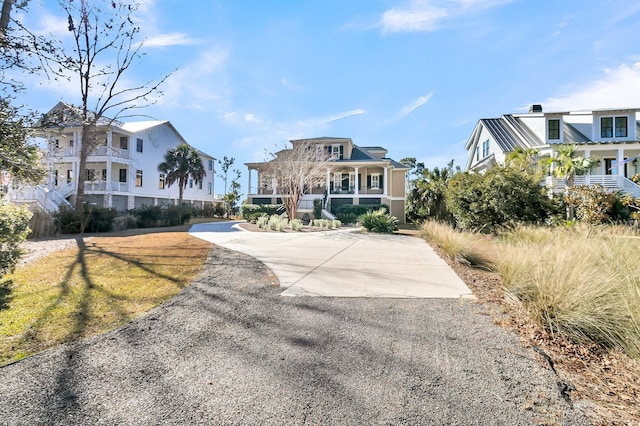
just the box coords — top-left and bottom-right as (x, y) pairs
(189, 221), (473, 299)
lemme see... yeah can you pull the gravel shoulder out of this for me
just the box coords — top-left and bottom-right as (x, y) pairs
(0, 243), (591, 425)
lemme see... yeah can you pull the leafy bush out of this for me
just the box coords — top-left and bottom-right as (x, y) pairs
(0, 202), (32, 275)
(336, 204), (388, 224)
(446, 166), (553, 233)
(53, 205), (91, 234)
(241, 204), (283, 219)
(85, 207), (117, 233)
(131, 205), (163, 228)
(564, 184), (616, 225)
(358, 208), (398, 233)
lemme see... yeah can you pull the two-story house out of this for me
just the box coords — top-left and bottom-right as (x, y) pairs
(465, 105), (640, 196)
(245, 137), (407, 223)
(8, 102), (217, 212)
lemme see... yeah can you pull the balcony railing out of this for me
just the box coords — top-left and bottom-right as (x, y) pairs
(545, 174), (640, 198)
(84, 180), (130, 192)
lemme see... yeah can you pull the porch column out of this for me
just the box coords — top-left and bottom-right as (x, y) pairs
(247, 168), (252, 195)
(617, 148), (624, 178)
(383, 167), (388, 196)
(354, 167), (359, 195)
(326, 168), (331, 191)
(106, 156), (112, 189)
(583, 149), (590, 185)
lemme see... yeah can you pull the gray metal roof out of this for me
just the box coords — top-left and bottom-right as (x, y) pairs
(503, 114), (543, 146)
(479, 118), (528, 152)
(562, 122), (590, 144)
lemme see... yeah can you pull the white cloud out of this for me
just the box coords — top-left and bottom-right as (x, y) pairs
(143, 33), (198, 47)
(541, 62), (640, 111)
(380, 0), (514, 33)
(397, 93), (433, 120)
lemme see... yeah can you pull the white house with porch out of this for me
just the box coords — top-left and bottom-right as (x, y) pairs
(7, 102), (217, 212)
(465, 105), (640, 198)
(245, 137), (407, 222)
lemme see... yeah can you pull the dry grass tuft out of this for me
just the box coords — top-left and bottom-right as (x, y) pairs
(420, 220), (495, 270)
(0, 232), (211, 365)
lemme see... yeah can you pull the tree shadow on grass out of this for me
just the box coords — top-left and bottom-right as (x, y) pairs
(0, 279), (12, 311)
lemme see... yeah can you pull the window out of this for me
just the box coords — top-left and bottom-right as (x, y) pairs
(69, 139), (74, 147)
(331, 145), (341, 159)
(475, 147), (479, 162)
(482, 140), (490, 158)
(548, 119), (560, 140)
(208, 182), (212, 195)
(208, 160), (213, 171)
(86, 169), (96, 181)
(371, 174), (380, 189)
(136, 138), (143, 153)
(120, 137), (128, 150)
(615, 116), (628, 137)
(135, 170), (143, 187)
(54, 139), (60, 149)
(102, 169), (107, 181)
(198, 180), (203, 190)
(119, 169), (127, 183)
(189, 179), (193, 188)
(601, 117), (613, 138)
(67, 170), (72, 184)
(54, 170), (58, 186)
(159, 173), (165, 189)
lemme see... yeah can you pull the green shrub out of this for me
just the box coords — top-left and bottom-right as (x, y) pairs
(358, 208), (398, 233)
(0, 202), (32, 275)
(564, 184), (616, 225)
(241, 204), (283, 219)
(446, 166), (552, 233)
(53, 205), (91, 234)
(85, 207), (117, 233)
(131, 205), (163, 228)
(336, 204), (388, 224)
(313, 198), (323, 219)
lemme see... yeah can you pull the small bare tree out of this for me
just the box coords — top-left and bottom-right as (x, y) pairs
(262, 141), (330, 220)
(49, 0), (171, 208)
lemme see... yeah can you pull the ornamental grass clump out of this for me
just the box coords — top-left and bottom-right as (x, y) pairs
(496, 226), (640, 358)
(290, 218), (303, 231)
(420, 220), (494, 269)
(358, 208), (398, 233)
(256, 214), (269, 229)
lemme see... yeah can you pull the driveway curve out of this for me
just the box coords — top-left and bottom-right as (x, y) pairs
(189, 221), (474, 298)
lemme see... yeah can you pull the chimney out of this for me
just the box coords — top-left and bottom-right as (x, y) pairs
(529, 104), (543, 113)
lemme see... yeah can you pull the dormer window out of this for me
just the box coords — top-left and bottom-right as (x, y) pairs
(615, 117), (628, 137)
(601, 116), (628, 138)
(548, 119), (560, 140)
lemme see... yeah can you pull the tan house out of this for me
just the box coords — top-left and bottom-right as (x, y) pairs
(245, 137), (407, 223)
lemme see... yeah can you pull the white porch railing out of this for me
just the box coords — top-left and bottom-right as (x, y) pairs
(6, 185), (72, 212)
(545, 174), (640, 197)
(84, 180), (129, 192)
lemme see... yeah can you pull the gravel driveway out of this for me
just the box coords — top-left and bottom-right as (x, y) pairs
(0, 245), (590, 425)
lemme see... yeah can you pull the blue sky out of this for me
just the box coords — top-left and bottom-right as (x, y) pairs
(13, 0), (640, 194)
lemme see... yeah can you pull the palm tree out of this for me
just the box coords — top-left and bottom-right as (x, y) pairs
(551, 145), (595, 219)
(158, 144), (206, 205)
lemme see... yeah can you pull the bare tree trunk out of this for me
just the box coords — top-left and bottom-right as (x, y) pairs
(0, 0), (14, 36)
(75, 123), (92, 208)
